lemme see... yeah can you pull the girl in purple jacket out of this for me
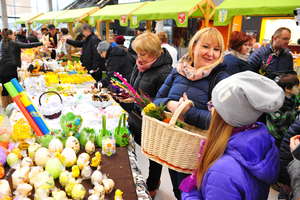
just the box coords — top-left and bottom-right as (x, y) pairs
(180, 71), (285, 200)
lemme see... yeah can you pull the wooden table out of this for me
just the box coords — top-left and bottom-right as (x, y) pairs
(5, 147), (138, 200)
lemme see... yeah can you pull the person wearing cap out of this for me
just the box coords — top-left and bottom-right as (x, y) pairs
(154, 27), (228, 199)
(97, 41), (134, 88)
(115, 35), (126, 49)
(180, 71), (285, 200)
(157, 31), (178, 67)
(65, 24), (104, 82)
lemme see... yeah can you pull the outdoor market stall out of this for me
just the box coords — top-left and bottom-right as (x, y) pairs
(15, 13), (44, 31)
(51, 7), (100, 37)
(88, 2), (147, 40)
(213, 0), (300, 44)
(0, 56), (150, 199)
(128, 0), (214, 28)
(30, 10), (68, 25)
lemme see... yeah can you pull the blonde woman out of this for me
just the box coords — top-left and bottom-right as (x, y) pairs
(180, 71), (284, 200)
(154, 27), (228, 199)
(122, 32), (172, 198)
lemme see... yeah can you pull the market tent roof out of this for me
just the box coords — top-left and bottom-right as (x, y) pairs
(54, 7), (99, 23)
(214, 0), (300, 26)
(31, 10), (68, 24)
(16, 13), (43, 24)
(129, 0), (204, 28)
(88, 2), (147, 26)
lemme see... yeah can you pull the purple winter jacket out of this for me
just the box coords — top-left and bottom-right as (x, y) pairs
(181, 123), (279, 200)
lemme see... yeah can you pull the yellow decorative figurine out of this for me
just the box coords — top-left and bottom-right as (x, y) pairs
(91, 152), (101, 167)
(72, 165), (80, 178)
(114, 189), (123, 200)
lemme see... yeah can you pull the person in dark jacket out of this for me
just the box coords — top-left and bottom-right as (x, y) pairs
(181, 71), (285, 200)
(16, 28), (27, 43)
(287, 135), (300, 200)
(224, 31), (252, 75)
(267, 73), (300, 147)
(45, 24), (59, 59)
(65, 24), (104, 82)
(121, 32), (172, 198)
(27, 31), (39, 43)
(0, 29), (44, 107)
(266, 73), (300, 199)
(97, 41), (134, 87)
(154, 28), (228, 200)
(0, 29), (2, 41)
(279, 116), (300, 199)
(115, 35), (127, 49)
(248, 27), (294, 79)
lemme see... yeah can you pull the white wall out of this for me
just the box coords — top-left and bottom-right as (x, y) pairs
(262, 19), (300, 45)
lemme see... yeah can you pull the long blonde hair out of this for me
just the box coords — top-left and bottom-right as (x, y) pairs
(196, 110), (233, 187)
(182, 27), (225, 70)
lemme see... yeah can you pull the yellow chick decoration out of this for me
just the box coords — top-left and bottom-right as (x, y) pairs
(91, 152), (101, 168)
(114, 189), (123, 200)
(11, 148), (22, 159)
(72, 165), (80, 178)
(12, 119), (33, 142)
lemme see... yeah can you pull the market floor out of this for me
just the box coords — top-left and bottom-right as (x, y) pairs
(135, 144), (279, 200)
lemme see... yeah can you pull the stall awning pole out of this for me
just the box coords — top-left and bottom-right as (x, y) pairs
(105, 21), (110, 41)
(96, 20), (102, 40)
(68, 22), (75, 38)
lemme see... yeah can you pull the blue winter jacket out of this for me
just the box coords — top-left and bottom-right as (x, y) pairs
(248, 44), (294, 78)
(224, 54), (251, 75)
(154, 64), (228, 129)
(182, 123), (280, 200)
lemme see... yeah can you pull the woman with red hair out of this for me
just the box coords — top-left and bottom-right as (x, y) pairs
(224, 31), (252, 75)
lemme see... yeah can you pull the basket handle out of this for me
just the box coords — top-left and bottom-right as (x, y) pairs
(39, 91), (63, 106)
(169, 100), (193, 126)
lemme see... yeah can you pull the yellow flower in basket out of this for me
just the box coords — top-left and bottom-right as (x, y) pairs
(143, 103), (157, 114)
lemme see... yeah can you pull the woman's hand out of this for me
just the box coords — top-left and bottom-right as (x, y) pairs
(290, 135), (300, 152)
(119, 97), (135, 103)
(167, 100), (181, 113)
(178, 93), (193, 119)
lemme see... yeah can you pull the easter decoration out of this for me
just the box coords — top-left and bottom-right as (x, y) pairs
(114, 113), (130, 147)
(96, 115), (112, 148)
(60, 112), (82, 136)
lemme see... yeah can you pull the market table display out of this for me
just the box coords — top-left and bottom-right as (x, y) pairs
(0, 60), (150, 200)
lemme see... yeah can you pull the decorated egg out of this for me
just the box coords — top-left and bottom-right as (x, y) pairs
(77, 153), (90, 169)
(65, 136), (80, 153)
(45, 158), (64, 179)
(61, 147), (77, 167)
(34, 147), (51, 167)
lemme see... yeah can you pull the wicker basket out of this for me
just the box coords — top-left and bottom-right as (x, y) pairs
(141, 100), (207, 174)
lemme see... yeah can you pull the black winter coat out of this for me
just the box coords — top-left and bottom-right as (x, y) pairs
(279, 117), (300, 185)
(130, 49), (172, 98)
(127, 49), (172, 144)
(0, 40), (42, 76)
(67, 33), (104, 71)
(102, 46), (135, 87)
